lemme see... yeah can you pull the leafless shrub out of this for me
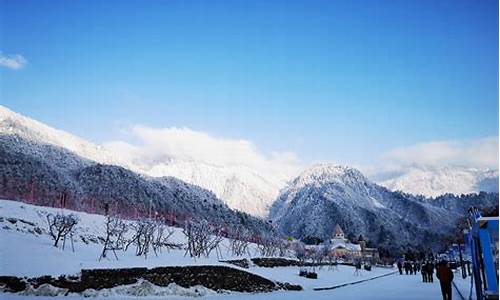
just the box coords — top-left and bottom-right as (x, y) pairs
(126, 219), (155, 258)
(99, 215), (128, 261)
(151, 222), (181, 255)
(291, 241), (307, 264)
(46, 213), (79, 251)
(183, 219), (223, 259)
(276, 239), (289, 257)
(256, 236), (280, 257)
(310, 245), (329, 268)
(229, 228), (251, 257)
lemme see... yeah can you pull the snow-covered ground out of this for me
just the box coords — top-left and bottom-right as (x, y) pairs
(0, 199), (394, 284)
(248, 265), (395, 290)
(0, 273), (475, 300)
(0, 199), (264, 277)
(453, 271), (477, 300)
(1, 199), (473, 299)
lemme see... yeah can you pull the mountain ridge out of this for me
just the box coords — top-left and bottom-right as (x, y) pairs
(0, 133), (275, 236)
(1, 105), (498, 219)
(270, 163), (498, 251)
(0, 105), (282, 217)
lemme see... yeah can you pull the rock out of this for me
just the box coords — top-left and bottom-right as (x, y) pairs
(4, 265), (303, 295)
(220, 259), (250, 268)
(146, 265), (279, 292)
(34, 227), (42, 235)
(18, 219), (35, 226)
(6, 218), (17, 224)
(0, 276), (27, 292)
(278, 282), (303, 291)
(251, 257), (301, 267)
(81, 268), (147, 290)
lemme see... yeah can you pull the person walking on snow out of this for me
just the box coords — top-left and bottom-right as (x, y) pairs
(397, 261), (403, 275)
(426, 261), (435, 282)
(436, 260), (454, 300)
(421, 261), (428, 282)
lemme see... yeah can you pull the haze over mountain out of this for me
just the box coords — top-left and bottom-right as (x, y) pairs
(376, 165), (498, 197)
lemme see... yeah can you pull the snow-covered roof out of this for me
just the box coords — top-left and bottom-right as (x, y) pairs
(330, 239), (361, 252)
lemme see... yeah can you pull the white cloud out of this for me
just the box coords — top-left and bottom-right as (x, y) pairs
(382, 136), (498, 169)
(103, 125), (301, 180)
(103, 125), (497, 197)
(0, 53), (27, 70)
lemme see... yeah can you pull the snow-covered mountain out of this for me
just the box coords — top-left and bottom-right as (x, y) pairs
(0, 131), (275, 235)
(0, 105), (122, 167)
(270, 164), (498, 251)
(123, 160), (283, 217)
(1, 105), (497, 218)
(0, 105), (283, 217)
(376, 166), (499, 197)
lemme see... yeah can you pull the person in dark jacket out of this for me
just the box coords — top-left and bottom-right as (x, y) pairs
(421, 261), (428, 282)
(426, 261), (435, 282)
(436, 260), (454, 300)
(397, 261), (403, 275)
(413, 262), (418, 275)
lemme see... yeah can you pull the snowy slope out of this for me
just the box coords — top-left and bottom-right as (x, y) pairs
(0, 134), (275, 236)
(0, 106), (283, 217)
(377, 166), (499, 197)
(0, 199), (397, 292)
(0, 199), (266, 277)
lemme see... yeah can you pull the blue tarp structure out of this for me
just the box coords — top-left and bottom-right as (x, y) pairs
(465, 208), (498, 300)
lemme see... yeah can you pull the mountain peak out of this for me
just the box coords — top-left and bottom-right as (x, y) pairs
(290, 164), (368, 189)
(1, 104), (136, 168)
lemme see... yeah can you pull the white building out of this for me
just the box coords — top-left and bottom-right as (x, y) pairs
(329, 224), (361, 257)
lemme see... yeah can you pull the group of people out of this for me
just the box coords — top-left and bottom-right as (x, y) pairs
(396, 260), (421, 276)
(421, 261), (436, 282)
(396, 259), (455, 300)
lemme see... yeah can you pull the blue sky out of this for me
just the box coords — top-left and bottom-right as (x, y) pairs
(1, 0), (498, 166)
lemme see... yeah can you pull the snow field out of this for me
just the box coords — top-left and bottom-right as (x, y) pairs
(0, 199), (273, 277)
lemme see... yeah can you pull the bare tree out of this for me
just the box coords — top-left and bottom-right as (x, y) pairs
(183, 219), (224, 259)
(99, 215), (128, 261)
(126, 219), (155, 258)
(276, 239), (289, 257)
(256, 236), (279, 257)
(151, 221), (180, 256)
(229, 228), (251, 257)
(46, 213), (79, 251)
(292, 241), (307, 264)
(311, 243), (330, 269)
